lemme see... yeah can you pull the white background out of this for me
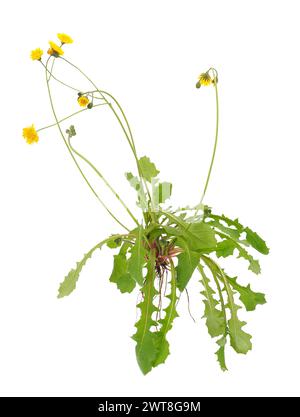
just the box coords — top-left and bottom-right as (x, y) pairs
(1, 0), (299, 397)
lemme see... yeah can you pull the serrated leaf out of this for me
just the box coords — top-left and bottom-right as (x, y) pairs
(238, 246), (261, 274)
(228, 313), (252, 354)
(215, 335), (228, 371)
(226, 276), (266, 311)
(215, 239), (236, 258)
(198, 264), (225, 337)
(153, 262), (179, 366)
(176, 238), (201, 291)
(139, 156), (160, 182)
(207, 219), (240, 240)
(244, 227), (269, 255)
(204, 258), (252, 355)
(209, 214), (244, 233)
(128, 226), (146, 286)
(209, 213), (269, 256)
(132, 252), (158, 374)
(109, 244), (136, 293)
(224, 278), (252, 354)
(58, 242), (103, 298)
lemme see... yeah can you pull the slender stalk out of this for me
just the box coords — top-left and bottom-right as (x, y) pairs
(36, 103), (108, 133)
(44, 58), (129, 232)
(60, 57), (153, 207)
(67, 135), (140, 227)
(199, 79), (219, 206)
(40, 60), (104, 100)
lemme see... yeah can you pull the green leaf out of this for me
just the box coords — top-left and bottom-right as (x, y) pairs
(198, 264), (226, 337)
(228, 312), (252, 354)
(209, 213), (269, 256)
(58, 242), (103, 298)
(109, 244), (136, 293)
(224, 279), (252, 354)
(115, 273), (136, 293)
(139, 156), (160, 182)
(176, 238), (201, 291)
(206, 219), (240, 240)
(204, 258), (252, 355)
(187, 222), (217, 250)
(226, 276), (266, 311)
(132, 252), (158, 374)
(215, 239), (236, 258)
(125, 172), (147, 210)
(209, 214), (244, 233)
(244, 227), (269, 255)
(153, 262), (179, 366)
(128, 226), (146, 286)
(153, 182), (172, 204)
(214, 235), (261, 274)
(238, 246), (261, 274)
(163, 212), (217, 251)
(215, 335), (228, 371)
(106, 237), (122, 249)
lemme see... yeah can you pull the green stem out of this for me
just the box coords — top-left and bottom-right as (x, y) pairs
(40, 60), (104, 101)
(36, 103), (108, 133)
(199, 76), (219, 207)
(67, 135), (140, 227)
(60, 57), (153, 207)
(44, 58), (129, 232)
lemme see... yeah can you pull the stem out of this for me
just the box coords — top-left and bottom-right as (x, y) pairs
(44, 58), (129, 232)
(67, 135), (140, 227)
(60, 57), (153, 207)
(199, 77), (219, 206)
(36, 103), (108, 133)
(40, 60), (104, 100)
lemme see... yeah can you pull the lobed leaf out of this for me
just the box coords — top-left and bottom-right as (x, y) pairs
(57, 238), (111, 298)
(215, 335), (228, 371)
(226, 276), (266, 311)
(139, 156), (160, 182)
(109, 243), (136, 293)
(132, 252), (159, 374)
(153, 261), (179, 366)
(198, 264), (226, 337)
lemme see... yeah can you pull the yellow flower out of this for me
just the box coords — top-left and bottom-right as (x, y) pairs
(198, 72), (212, 86)
(57, 33), (73, 44)
(197, 72), (212, 87)
(22, 124), (39, 144)
(48, 41), (64, 56)
(77, 96), (90, 107)
(30, 48), (43, 61)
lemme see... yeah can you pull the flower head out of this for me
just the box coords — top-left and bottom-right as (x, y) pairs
(23, 124), (39, 144)
(196, 72), (212, 88)
(77, 96), (90, 107)
(57, 33), (73, 44)
(30, 48), (43, 61)
(48, 41), (64, 56)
